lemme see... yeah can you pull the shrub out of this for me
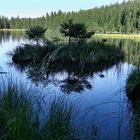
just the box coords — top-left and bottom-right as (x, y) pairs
(26, 26), (47, 45)
(126, 68), (140, 101)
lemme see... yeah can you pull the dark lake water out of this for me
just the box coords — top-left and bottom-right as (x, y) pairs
(0, 31), (140, 140)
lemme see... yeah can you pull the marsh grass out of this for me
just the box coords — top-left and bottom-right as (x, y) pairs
(0, 83), (37, 140)
(12, 44), (55, 64)
(125, 66), (140, 140)
(126, 67), (140, 101)
(12, 39), (124, 68)
(41, 98), (78, 140)
(95, 34), (140, 41)
(0, 80), (98, 140)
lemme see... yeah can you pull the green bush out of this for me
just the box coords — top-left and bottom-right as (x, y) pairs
(126, 68), (140, 101)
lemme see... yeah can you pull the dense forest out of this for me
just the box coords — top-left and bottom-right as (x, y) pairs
(0, 0), (140, 33)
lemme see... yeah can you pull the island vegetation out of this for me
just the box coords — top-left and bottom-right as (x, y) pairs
(12, 20), (124, 67)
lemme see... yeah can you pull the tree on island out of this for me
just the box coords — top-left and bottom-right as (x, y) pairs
(26, 26), (47, 45)
(60, 20), (95, 46)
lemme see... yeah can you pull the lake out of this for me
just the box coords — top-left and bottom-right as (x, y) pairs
(0, 31), (139, 140)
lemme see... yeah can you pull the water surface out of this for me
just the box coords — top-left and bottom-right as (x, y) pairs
(0, 31), (139, 140)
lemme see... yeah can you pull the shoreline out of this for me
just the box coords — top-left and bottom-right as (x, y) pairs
(95, 33), (140, 40)
(0, 29), (26, 31)
(0, 29), (140, 40)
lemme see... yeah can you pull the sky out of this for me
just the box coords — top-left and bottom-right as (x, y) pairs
(0, 0), (126, 18)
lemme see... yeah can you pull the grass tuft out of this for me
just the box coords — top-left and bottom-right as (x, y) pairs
(0, 81), (98, 140)
(126, 67), (140, 101)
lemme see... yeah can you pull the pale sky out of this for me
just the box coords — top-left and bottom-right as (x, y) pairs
(0, 0), (125, 18)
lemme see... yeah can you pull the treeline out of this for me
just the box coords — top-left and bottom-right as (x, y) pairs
(0, 16), (10, 29)
(0, 0), (140, 33)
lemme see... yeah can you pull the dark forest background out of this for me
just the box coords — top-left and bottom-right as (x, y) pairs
(0, 0), (140, 33)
